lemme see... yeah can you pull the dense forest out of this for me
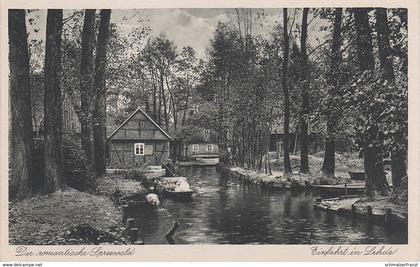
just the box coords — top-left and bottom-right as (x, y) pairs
(9, 7), (407, 201)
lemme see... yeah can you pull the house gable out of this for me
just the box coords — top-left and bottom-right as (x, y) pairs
(107, 108), (171, 141)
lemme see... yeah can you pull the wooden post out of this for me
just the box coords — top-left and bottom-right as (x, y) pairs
(384, 208), (392, 225)
(128, 200), (135, 213)
(129, 227), (138, 243)
(367, 205), (373, 221)
(126, 218), (135, 233)
(351, 204), (356, 217)
(122, 205), (128, 223)
(344, 183), (348, 196)
(165, 221), (180, 244)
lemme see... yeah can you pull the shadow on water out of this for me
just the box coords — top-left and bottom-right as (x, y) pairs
(128, 166), (407, 244)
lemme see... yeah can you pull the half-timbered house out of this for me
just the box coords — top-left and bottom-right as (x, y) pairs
(107, 107), (171, 168)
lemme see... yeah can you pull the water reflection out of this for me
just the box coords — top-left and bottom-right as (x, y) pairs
(129, 166), (407, 244)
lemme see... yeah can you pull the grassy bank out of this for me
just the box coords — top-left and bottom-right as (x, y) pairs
(9, 174), (145, 245)
(221, 152), (365, 188)
(270, 151), (364, 182)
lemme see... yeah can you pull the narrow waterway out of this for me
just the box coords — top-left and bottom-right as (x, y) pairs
(131, 166), (407, 244)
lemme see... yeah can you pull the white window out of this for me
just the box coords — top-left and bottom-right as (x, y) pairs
(134, 143), (145, 155)
(141, 121), (145, 127)
(207, 144), (213, 152)
(204, 129), (210, 135)
(193, 144), (199, 152)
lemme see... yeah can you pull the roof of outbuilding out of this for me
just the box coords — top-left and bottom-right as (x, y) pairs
(107, 107), (172, 140)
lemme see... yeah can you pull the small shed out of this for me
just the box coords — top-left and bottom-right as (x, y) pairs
(107, 107), (171, 168)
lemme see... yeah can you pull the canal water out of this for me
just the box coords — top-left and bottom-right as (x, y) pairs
(132, 166), (407, 244)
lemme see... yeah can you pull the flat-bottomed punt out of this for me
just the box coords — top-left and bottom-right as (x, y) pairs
(311, 182), (365, 195)
(157, 176), (194, 200)
(162, 189), (194, 199)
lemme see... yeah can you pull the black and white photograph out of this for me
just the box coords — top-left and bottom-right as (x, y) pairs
(5, 5), (412, 250)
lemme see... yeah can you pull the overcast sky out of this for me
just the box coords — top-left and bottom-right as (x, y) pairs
(113, 8), (328, 58)
(26, 8), (329, 59)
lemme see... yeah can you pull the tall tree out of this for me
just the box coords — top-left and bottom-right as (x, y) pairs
(353, 9), (374, 70)
(353, 8), (389, 197)
(375, 8), (406, 189)
(43, 9), (64, 193)
(178, 47), (199, 126)
(80, 9), (96, 163)
(9, 9), (34, 199)
(93, 9), (111, 176)
(282, 8), (292, 174)
(322, 8), (343, 177)
(299, 8), (310, 174)
(375, 8), (395, 81)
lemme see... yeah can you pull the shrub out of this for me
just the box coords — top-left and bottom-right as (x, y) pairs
(123, 168), (145, 181)
(123, 168), (156, 191)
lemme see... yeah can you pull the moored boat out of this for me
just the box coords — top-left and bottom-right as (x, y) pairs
(162, 188), (194, 199)
(156, 176), (194, 200)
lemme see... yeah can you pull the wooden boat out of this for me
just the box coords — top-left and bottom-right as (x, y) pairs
(312, 182), (365, 195)
(348, 171), (365, 181)
(156, 176), (194, 199)
(162, 188), (194, 199)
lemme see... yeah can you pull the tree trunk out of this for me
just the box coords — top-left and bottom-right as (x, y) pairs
(322, 133), (335, 176)
(158, 74), (162, 125)
(391, 151), (406, 189)
(322, 8), (342, 177)
(145, 96), (150, 115)
(9, 9), (34, 199)
(375, 8), (407, 188)
(375, 8), (395, 81)
(282, 8), (292, 174)
(364, 129), (390, 197)
(80, 9), (96, 163)
(353, 8), (389, 197)
(182, 85), (191, 126)
(43, 9), (64, 193)
(152, 69), (157, 121)
(93, 9), (111, 176)
(161, 73), (169, 131)
(165, 76), (176, 131)
(299, 8), (309, 174)
(353, 8), (375, 71)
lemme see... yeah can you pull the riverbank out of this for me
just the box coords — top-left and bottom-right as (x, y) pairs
(9, 174), (145, 245)
(313, 175), (408, 225)
(271, 152), (365, 182)
(217, 164), (341, 190)
(217, 152), (362, 189)
(313, 194), (408, 226)
(218, 151), (397, 189)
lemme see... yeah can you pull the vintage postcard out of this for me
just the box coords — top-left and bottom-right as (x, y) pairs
(1, 0), (419, 262)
